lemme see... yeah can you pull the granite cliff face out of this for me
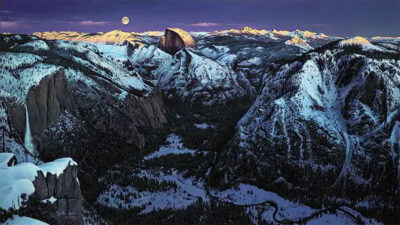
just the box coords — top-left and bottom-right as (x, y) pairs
(157, 28), (197, 55)
(26, 69), (78, 136)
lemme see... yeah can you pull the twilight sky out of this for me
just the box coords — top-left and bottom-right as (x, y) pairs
(1, 0), (399, 37)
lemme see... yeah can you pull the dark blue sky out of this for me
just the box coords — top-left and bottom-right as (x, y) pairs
(1, 0), (399, 37)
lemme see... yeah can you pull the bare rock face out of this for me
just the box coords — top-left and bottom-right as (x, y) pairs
(26, 69), (78, 136)
(31, 163), (83, 225)
(67, 81), (167, 150)
(1, 96), (26, 138)
(157, 28), (196, 54)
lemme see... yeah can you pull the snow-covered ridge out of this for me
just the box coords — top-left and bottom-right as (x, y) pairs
(1, 35), (152, 104)
(338, 36), (389, 52)
(285, 35), (313, 51)
(0, 52), (62, 102)
(159, 49), (255, 105)
(33, 30), (163, 45)
(129, 43), (255, 105)
(33, 27), (335, 46)
(340, 36), (373, 46)
(0, 153), (77, 210)
(210, 27), (332, 40)
(371, 36), (400, 41)
(211, 26), (269, 36)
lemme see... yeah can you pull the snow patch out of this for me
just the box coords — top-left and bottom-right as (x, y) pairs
(0, 153), (16, 167)
(40, 196), (57, 204)
(194, 123), (216, 129)
(4, 216), (49, 225)
(39, 158), (77, 177)
(144, 134), (197, 160)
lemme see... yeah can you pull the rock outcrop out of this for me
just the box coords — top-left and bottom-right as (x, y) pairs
(157, 28), (196, 54)
(0, 153), (83, 225)
(31, 162), (83, 225)
(1, 96), (26, 139)
(0, 153), (17, 167)
(26, 69), (78, 136)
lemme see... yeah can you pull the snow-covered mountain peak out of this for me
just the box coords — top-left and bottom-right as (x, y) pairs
(34, 30), (140, 45)
(285, 35), (313, 51)
(165, 28), (196, 46)
(340, 36), (372, 46)
(370, 36), (400, 44)
(212, 27), (269, 36)
(272, 29), (291, 36)
(272, 29), (331, 40)
(338, 36), (393, 52)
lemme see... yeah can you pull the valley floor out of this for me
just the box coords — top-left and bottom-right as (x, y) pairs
(93, 133), (384, 225)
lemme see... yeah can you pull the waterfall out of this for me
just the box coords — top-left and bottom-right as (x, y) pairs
(24, 104), (36, 155)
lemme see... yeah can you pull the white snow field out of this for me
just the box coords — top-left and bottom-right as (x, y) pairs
(4, 216), (49, 225)
(96, 169), (208, 214)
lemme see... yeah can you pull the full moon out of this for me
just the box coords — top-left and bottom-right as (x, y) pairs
(121, 16), (129, 25)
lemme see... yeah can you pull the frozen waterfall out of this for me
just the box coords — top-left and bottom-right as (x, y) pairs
(24, 104), (36, 155)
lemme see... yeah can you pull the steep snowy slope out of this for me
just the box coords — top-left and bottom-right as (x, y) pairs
(285, 35), (313, 51)
(193, 29), (339, 87)
(212, 38), (400, 223)
(157, 49), (256, 105)
(129, 42), (256, 105)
